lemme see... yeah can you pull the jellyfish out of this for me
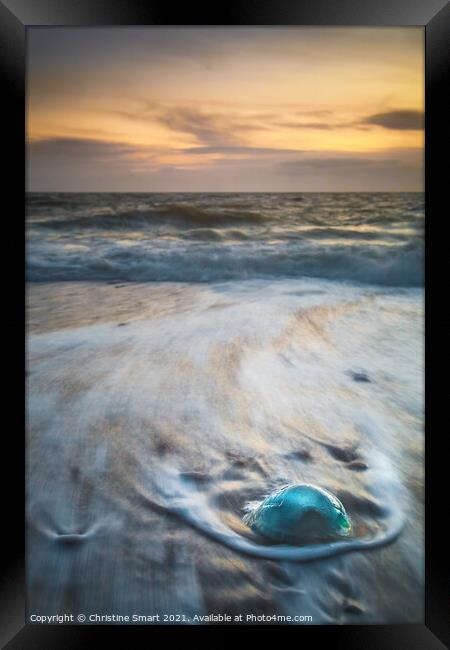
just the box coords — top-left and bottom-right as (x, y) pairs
(243, 484), (352, 545)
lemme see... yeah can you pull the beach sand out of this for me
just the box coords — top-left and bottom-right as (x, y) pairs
(26, 279), (424, 623)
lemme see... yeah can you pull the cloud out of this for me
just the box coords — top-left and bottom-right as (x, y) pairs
(27, 136), (300, 166)
(27, 137), (177, 173)
(278, 156), (404, 174)
(153, 106), (245, 146)
(27, 137), (160, 191)
(29, 27), (423, 73)
(276, 109), (424, 132)
(110, 102), (424, 151)
(27, 137), (423, 192)
(27, 137), (139, 160)
(112, 101), (274, 147)
(275, 121), (335, 130)
(362, 110), (424, 130)
(275, 151), (423, 190)
(183, 145), (303, 155)
(26, 137), (168, 192)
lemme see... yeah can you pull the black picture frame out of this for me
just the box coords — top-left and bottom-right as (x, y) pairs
(1, 1), (448, 647)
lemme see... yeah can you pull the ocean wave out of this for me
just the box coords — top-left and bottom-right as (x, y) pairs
(180, 228), (250, 241)
(26, 192), (424, 287)
(28, 204), (269, 231)
(27, 239), (423, 286)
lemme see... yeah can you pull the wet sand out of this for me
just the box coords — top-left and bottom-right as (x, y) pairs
(26, 280), (424, 624)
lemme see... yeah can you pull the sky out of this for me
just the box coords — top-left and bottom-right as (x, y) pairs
(27, 27), (424, 192)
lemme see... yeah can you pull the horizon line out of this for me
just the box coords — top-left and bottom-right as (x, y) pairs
(25, 189), (425, 194)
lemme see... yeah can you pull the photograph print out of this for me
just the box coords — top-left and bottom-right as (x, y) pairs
(26, 26), (424, 625)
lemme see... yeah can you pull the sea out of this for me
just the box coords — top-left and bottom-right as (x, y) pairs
(26, 192), (424, 623)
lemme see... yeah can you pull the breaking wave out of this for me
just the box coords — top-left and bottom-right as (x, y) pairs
(29, 204), (268, 230)
(27, 239), (423, 286)
(26, 192), (424, 287)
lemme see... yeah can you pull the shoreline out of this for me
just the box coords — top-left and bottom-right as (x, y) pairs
(26, 281), (206, 334)
(26, 278), (424, 622)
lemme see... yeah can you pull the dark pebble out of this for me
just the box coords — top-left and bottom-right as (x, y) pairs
(323, 443), (358, 463)
(285, 449), (312, 462)
(347, 460), (368, 472)
(154, 439), (172, 455)
(350, 371), (371, 383)
(179, 471), (210, 484)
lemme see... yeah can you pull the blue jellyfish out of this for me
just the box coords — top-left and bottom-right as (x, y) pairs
(243, 484), (352, 545)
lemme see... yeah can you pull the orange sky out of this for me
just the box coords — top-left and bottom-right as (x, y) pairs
(27, 27), (424, 191)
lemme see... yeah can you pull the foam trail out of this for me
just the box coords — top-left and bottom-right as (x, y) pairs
(148, 465), (405, 562)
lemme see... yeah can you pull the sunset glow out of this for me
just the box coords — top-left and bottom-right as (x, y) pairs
(27, 27), (424, 191)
